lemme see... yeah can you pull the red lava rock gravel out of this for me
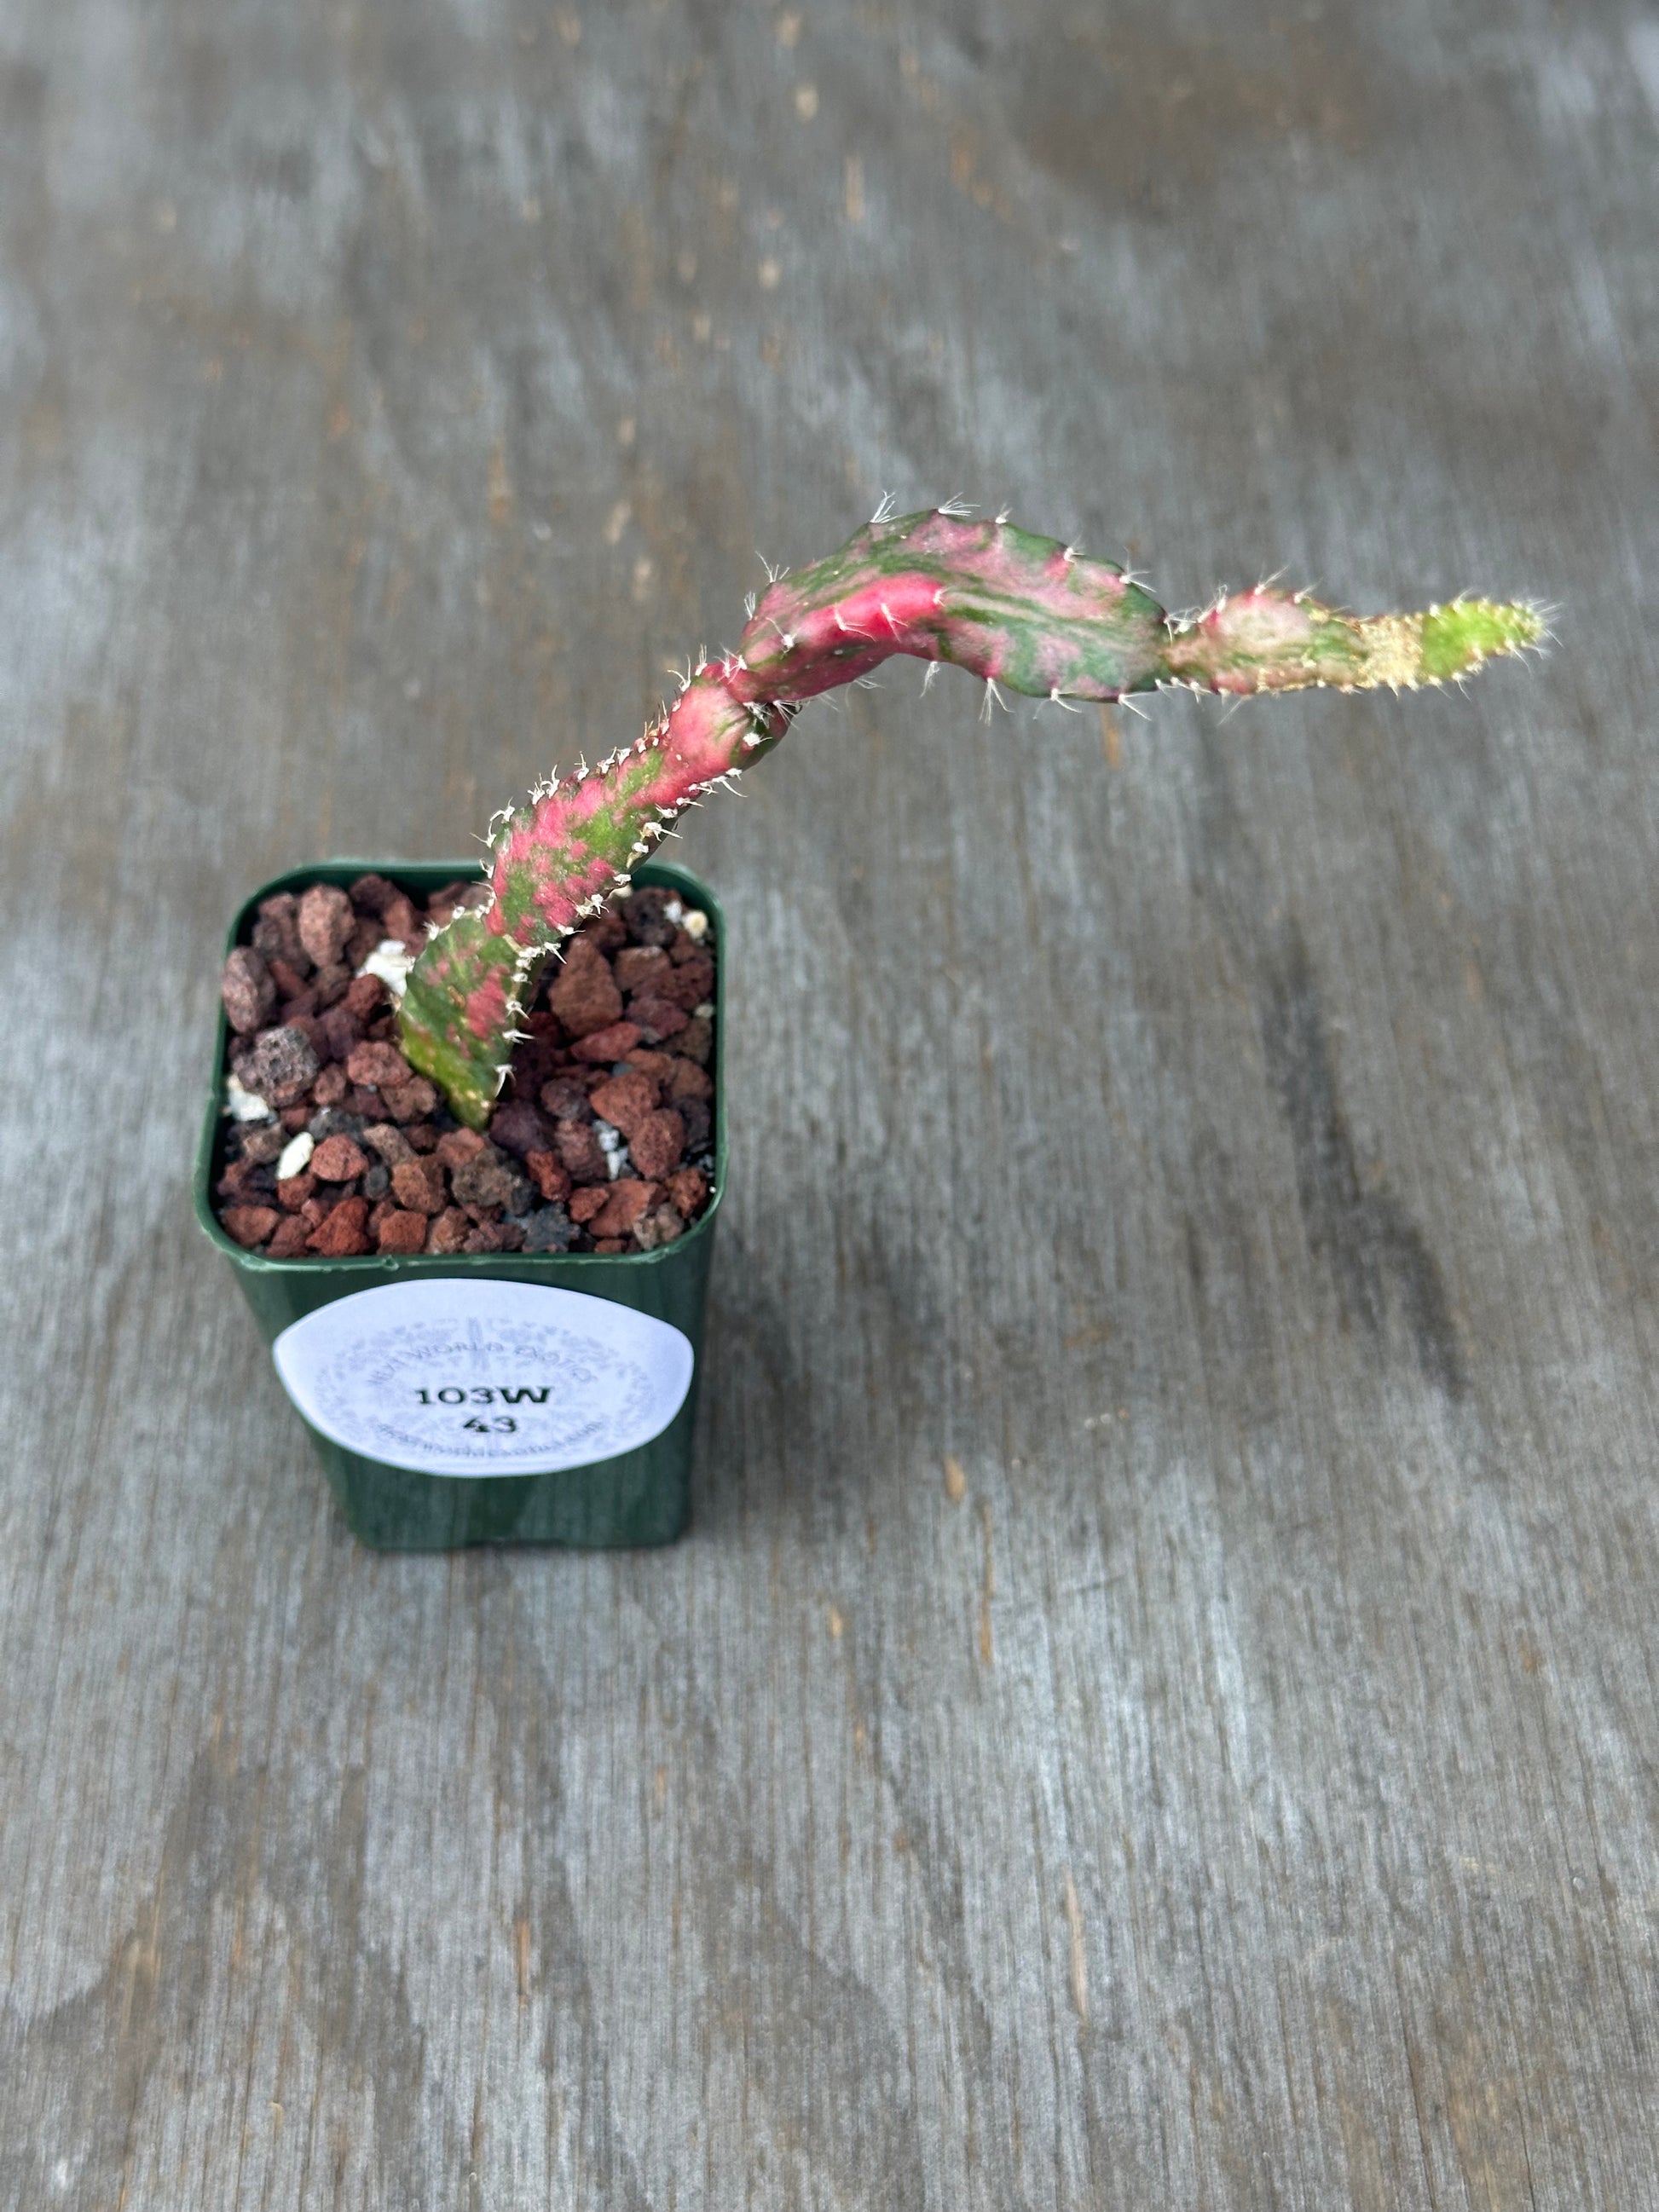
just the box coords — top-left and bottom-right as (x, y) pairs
(587, 1071), (656, 1139)
(426, 1207), (471, 1254)
(665, 1166), (708, 1217)
(390, 1157), (448, 1215)
(583, 1179), (656, 1239)
(298, 884), (354, 967)
(549, 935), (623, 1037)
(525, 1151), (572, 1204)
(627, 996), (688, 1043)
(221, 948), (276, 1035)
(571, 1019), (643, 1064)
(629, 1109), (686, 1181)
(222, 1204), (281, 1248)
(213, 873), (718, 1258)
(376, 1209), (430, 1255)
(345, 1040), (413, 1089)
(552, 1120), (609, 1185)
(488, 1099), (551, 1158)
(251, 893), (305, 971)
(234, 1025), (319, 1106)
(436, 1126), (486, 1170)
(383, 1077), (437, 1123)
(308, 1195), (371, 1256)
(311, 1135), (369, 1182)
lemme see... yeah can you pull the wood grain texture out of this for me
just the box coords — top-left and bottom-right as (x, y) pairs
(3, 0), (1657, 2204)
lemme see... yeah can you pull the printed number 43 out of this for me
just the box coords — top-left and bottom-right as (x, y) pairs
(463, 1415), (517, 1434)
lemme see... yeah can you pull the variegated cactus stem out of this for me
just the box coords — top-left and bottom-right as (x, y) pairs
(399, 506), (1545, 1125)
(398, 702), (790, 1123)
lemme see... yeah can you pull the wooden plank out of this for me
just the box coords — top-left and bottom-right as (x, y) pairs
(3, 0), (1657, 2203)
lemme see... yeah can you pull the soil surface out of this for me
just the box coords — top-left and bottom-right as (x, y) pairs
(211, 875), (716, 1259)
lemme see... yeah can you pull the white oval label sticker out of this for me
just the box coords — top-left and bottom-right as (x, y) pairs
(272, 1279), (695, 1477)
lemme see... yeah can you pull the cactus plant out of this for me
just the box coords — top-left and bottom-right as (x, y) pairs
(398, 505), (1544, 1126)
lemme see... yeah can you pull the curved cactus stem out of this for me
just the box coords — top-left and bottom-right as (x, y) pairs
(398, 508), (1544, 1124)
(401, 689), (790, 1125)
(731, 512), (1544, 702)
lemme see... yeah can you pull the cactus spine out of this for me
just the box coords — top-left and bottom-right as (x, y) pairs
(399, 507), (1544, 1125)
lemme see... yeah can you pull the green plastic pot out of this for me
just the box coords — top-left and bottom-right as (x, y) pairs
(194, 858), (725, 1550)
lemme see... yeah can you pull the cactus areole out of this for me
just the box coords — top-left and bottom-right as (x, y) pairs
(398, 507), (1543, 1127)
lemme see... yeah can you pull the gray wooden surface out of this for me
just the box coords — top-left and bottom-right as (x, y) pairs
(3, 0), (1657, 2203)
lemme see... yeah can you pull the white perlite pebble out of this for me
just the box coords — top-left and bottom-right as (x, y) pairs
(664, 898), (684, 924)
(593, 1120), (629, 1180)
(681, 909), (708, 940)
(224, 1073), (275, 1123)
(359, 939), (415, 996)
(276, 1130), (315, 1181)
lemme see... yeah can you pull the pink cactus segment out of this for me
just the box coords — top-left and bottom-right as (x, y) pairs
(635, 673), (760, 799)
(493, 806), (591, 939)
(485, 676), (771, 944)
(463, 967), (511, 1043)
(1162, 589), (1335, 695)
(530, 847), (612, 932)
(730, 571), (965, 698)
(732, 511), (1165, 705)
(743, 526), (1132, 665)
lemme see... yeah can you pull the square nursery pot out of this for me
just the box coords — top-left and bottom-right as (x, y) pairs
(194, 858), (725, 1550)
